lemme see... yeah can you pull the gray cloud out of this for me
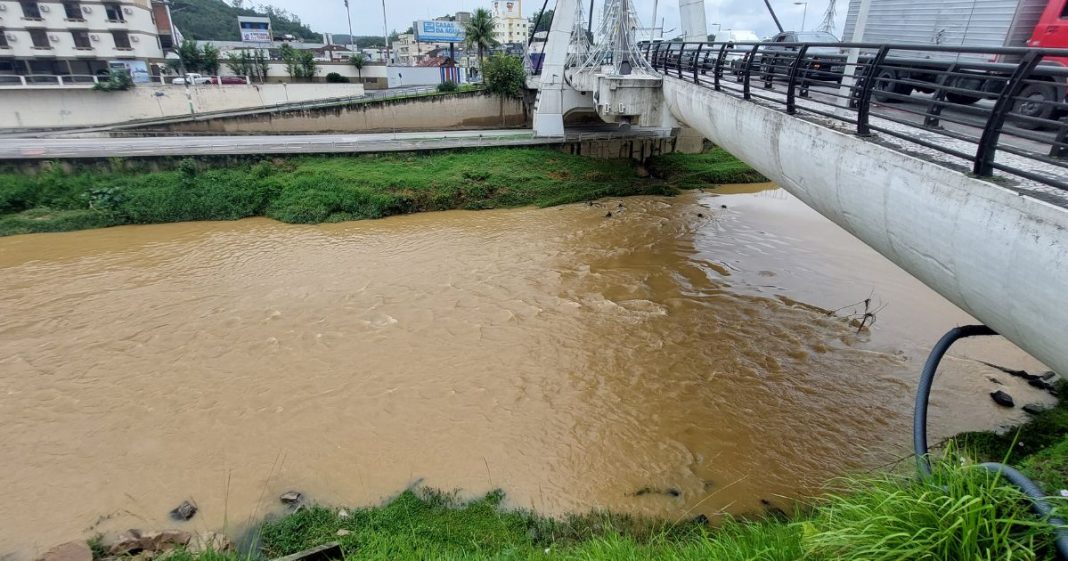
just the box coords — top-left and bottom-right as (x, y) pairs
(261, 0), (843, 41)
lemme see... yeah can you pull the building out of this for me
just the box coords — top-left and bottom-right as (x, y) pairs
(0, 0), (172, 80)
(492, 0), (529, 45)
(392, 32), (454, 67)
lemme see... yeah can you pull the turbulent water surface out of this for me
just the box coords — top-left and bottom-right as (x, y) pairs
(0, 185), (1052, 558)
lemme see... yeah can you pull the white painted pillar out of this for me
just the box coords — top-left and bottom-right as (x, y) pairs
(837, 0), (872, 108)
(532, 0), (580, 136)
(679, 0), (707, 42)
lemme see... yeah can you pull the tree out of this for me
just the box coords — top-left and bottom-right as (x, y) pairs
(529, 9), (554, 39)
(201, 43), (221, 75)
(482, 54), (525, 98)
(225, 51), (251, 78)
(463, 8), (499, 69)
(349, 53), (366, 82)
(254, 50), (270, 83)
(177, 39), (203, 73)
(279, 43), (299, 80)
(297, 50), (317, 81)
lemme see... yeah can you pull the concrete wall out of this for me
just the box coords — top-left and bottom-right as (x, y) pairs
(387, 66), (467, 87)
(661, 76), (1068, 376)
(135, 91), (526, 135)
(0, 83), (365, 129)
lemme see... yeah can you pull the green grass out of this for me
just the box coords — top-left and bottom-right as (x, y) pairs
(0, 147), (762, 237)
(955, 380), (1068, 492)
(648, 147), (769, 186)
(89, 454), (1063, 561)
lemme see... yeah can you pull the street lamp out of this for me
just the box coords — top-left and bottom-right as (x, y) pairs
(344, 0), (357, 52)
(794, 1), (808, 31)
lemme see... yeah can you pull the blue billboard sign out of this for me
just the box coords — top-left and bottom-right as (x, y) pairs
(414, 20), (466, 43)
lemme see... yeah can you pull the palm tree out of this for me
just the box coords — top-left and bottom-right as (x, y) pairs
(464, 8), (499, 69)
(349, 53), (366, 82)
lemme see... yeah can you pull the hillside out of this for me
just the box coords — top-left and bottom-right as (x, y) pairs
(170, 0), (321, 42)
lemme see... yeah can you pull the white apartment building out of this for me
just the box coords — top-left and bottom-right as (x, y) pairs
(492, 0), (529, 45)
(0, 0), (172, 80)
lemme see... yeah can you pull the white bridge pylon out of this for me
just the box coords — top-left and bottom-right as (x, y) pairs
(531, 0), (707, 137)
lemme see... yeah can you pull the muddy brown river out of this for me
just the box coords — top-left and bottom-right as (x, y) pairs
(0, 186), (1053, 558)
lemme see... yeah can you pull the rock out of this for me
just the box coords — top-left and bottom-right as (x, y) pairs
(987, 377), (1003, 385)
(604, 211), (613, 218)
(37, 541), (92, 561)
(1041, 371), (1058, 381)
(1028, 378), (1054, 391)
(697, 213), (705, 218)
(990, 390), (1015, 407)
(690, 514), (710, 526)
(280, 491), (304, 505)
(336, 529), (351, 537)
(1023, 403), (1047, 415)
(169, 500), (197, 521)
(666, 488), (681, 497)
(720, 204), (728, 209)
(187, 532), (233, 554)
(108, 531), (145, 556)
(337, 509), (350, 519)
(137, 530), (191, 553)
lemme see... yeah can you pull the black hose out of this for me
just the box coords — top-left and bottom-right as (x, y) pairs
(914, 325), (1068, 560)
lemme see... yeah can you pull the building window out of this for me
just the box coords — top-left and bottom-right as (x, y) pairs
(64, 2), (83, 20)
(111, 30), (131, 48)
(0, 29), (8, 48)
(21, 1), (43, 19)
(72, 29), (91, 49)
(29, 28), (50, 48)
(104, 3), (125, 23)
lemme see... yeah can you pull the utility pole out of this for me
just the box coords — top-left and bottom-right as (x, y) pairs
(762, 0), (784, 33)
(381, 0), (390, 64)
(345, 0), (357, 52)
(649, 0), (659, 42)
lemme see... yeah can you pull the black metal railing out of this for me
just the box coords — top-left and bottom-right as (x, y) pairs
(640, 40), (1068, 192)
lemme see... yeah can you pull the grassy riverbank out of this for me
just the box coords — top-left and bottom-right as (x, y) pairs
(94, 384), (1066, 561)
(0, 147), (763, 237)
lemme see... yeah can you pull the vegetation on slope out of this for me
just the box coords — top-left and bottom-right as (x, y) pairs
(170, 0), (321, 42)
(0, 147), (758, 237)
(93, 455), (1064, 561)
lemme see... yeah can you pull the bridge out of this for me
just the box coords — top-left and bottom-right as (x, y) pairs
(532, 0), (1068, 385)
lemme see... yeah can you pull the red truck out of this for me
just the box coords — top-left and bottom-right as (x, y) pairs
(845, 0), (1068, 125)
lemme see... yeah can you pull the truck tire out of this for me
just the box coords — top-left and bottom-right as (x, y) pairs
(873, 68), (911, 103)
(1011, 83), (1058, 130)
(946, 92), (981, 105)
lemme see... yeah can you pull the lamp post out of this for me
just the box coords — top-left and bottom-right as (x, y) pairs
(381, 0), (390, 64)
(710, 22), (721, 41)
(794, 1), (808, 31)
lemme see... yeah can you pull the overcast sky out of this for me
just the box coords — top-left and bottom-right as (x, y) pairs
(259, 0), (844, 41)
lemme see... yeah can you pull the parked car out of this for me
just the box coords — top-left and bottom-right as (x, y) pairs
(756, 31), (844, 83)
(210, 75), (248, 85)
(172, 73), (211, 85)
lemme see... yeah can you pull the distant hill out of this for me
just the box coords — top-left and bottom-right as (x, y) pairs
(171, 0), (322, 42)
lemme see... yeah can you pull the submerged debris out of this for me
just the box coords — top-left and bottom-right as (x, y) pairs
(169, 500), (197, 522)
(990, 390), (1015, 408)
(280, 491), (304, 506)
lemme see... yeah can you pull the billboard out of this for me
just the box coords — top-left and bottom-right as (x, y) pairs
(109, 60), (150, 84)
(414, 20), (465, 43)
(238, 16), (273, 43)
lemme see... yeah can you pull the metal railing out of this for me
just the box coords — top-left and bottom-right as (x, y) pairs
(641, 40), (1068, 192)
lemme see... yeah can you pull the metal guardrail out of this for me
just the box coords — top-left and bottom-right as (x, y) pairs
(642, 40), (1068, 192)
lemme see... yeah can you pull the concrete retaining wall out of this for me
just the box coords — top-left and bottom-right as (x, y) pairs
(662, 76), (1068, 375)
(0, 83), (366, 130)
(135, 92), (527, 135)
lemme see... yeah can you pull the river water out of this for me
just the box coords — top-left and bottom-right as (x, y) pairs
(0, 185), (1053, 558)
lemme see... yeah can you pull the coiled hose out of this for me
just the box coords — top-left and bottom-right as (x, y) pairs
(913, 325), (1068, 560)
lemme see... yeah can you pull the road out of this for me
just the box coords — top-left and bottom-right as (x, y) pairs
(0, 127), (673, 159)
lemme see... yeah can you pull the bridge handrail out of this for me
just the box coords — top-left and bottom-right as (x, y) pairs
(639, 40), (1068, 192)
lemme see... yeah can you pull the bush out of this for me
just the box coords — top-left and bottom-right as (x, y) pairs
(92, 69), (134, 92)
(482, 54), (526, 98)
(325, 72), (350, 83)
(436, 80), (459, 93)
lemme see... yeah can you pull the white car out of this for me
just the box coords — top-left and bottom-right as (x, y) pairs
(172, 73), (211, 85)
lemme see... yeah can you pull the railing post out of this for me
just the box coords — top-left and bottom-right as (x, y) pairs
(742, 44), (761, 101)
(651, 42), (660, 69)
(923, 62), (960, 128)
(856, 45), (891, 136)
(692, 43), (704, 84)
(785, 45), (809, 115)
(677, 43), (686, 79)
(974, 51), (1042, 177)
(713, 43), (728, 91)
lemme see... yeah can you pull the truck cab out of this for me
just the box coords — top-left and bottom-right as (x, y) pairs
(1030, 0), (1068, 67)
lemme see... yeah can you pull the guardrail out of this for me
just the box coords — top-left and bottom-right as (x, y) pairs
(642, 40), (1068, 192)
